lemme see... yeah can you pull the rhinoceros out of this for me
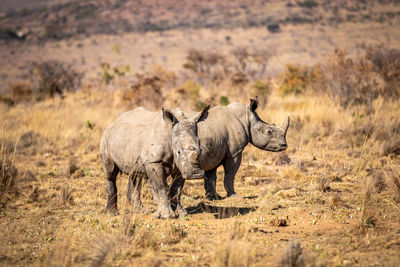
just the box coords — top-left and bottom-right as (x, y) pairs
(167, 97), (289, 212)
(99, 105), (209, 219)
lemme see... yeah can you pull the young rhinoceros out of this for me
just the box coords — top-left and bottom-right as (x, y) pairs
(100, 105), (209, 219)
(169, 97), (289, 204)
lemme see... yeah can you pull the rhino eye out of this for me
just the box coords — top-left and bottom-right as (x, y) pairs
(267, 129), (273, 135)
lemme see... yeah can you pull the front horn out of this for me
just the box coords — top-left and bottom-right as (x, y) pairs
(281, 116), (290, 132)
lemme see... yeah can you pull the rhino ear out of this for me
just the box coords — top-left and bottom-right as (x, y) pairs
(162, 108), (178, 126)
(249, 96), (259, 112)
(192, 105), (210, 123)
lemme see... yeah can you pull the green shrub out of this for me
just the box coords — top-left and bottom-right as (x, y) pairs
(100, 63), (130, 85)
(182, 80), (200, 100)
(278, 64), (320, 96)
(219, 96), (230, 106)
(195, 101), (207, 111)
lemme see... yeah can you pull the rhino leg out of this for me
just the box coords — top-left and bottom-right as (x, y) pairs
(145, 163), (176, 219)
(169, 174), (187, 217)
(222, 153), (242, 198)
(204, 169), (222, 201)
(104, 162), (120, 216)
(127, 171), (145, 213)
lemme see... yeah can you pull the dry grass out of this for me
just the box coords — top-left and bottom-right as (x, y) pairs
(0, 87), (399, 266)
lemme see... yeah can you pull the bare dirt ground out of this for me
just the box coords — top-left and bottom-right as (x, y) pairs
(1, 0), (400, 266)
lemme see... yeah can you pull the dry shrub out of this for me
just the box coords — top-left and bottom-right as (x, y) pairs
(123, 74), (164, 109)
(279, 46), (400, 109)
(121, 66), (176, 109)
(10, 82), (33, 102)
(365, 45), (400, 99)
(231, 72), (248, 86)
(17, 131), (48, 155)
(276, 241), (305, 267)
(183, 46), (273, 85)
(29, 61), (83, 101)
(319, 49), (382, 108)
(183, 48), (227, 82)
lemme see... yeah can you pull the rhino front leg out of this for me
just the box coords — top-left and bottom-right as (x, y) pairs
(223, 153), (242, 198)
(145, 163), (176, 219)
(204, 169), (222, 201)
(127, 171), (145, 213)
(169, 174), (187, 217)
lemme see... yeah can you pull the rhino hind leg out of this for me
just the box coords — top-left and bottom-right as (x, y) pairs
(127, 171), (145, 213)
(104, 163), (120, 216)
(169, 174), (187, 217)
(222, 153), (242, 198)
(204, 169), (222, 201)
(145, 163), (176, 219)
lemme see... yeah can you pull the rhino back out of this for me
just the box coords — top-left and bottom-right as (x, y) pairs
(185, 103), (249, 170)
(102, 108), (172, 174)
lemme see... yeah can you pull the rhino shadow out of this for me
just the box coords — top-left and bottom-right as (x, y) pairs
(186, 202), (256, 219)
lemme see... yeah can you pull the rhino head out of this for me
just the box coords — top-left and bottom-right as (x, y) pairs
(247, 97), (289, 152)
(163, 105), (210, 179)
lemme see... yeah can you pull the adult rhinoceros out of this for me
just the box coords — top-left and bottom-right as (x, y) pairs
(100, 105), (209, 219)
(166, 97), (289, 215)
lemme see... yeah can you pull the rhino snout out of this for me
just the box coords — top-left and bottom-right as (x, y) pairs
(280, 143), (287, 149)
(190, 152), (200, 166)
(183, 168), (204, 180)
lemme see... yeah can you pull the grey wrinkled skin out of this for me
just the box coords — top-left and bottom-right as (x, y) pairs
(171, 96), (290, 205)
(99, 105), (209, 219)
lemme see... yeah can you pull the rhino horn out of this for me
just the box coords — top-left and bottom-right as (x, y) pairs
(281, 116), (290, 132)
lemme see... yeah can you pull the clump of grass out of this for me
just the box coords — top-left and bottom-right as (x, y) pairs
(124, 216), (160, 250)
(0, 133), (19, 204)
(329, 193), (343, 208)
(358, 177), (377, 232)
(60, 184), (74, 206)
(214, 222), (252, 267)
(0, 158), (18, 203)
(161, 223), (187, 245)
(383, 166), (400, 204)
(276, 241), (305, 267)
(89, 238), (115, 267)
(273, 152), (291, 166)
(310, 176), (331, 192)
